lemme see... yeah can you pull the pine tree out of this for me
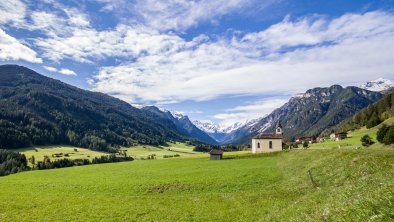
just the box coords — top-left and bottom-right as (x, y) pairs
(382, 126), (394, 145)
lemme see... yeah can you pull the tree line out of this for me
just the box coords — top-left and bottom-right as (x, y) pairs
(0, 149), (133, 176)
(335, 92), (394, 132)
(193, 143), (250, 152)
(0, 150), (29, 176)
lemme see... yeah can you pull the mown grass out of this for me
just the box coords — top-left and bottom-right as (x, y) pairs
(0, 146), (392, 221)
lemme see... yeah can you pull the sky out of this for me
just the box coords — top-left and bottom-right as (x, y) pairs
(1, 0), (394, 127)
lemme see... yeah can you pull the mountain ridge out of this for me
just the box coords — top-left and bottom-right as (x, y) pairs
(222, 85), (383, 144)
(142, 106), (218, 144)
(0, 65), (186, 150)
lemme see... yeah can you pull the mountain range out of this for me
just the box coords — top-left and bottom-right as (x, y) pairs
(193, 80), (392, 144)
(0, 65), (186, 150)
(0, 64), (392, 149)
(223, 85), (383, 144)
(360, 78), (394, 92)
(142, 106), (217, 144)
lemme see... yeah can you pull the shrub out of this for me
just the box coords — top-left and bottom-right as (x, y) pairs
(382, 126), (394, 145)
(361, 135), (375, 147)
(303, 142), (309, 149)
(376, 125), (394, 145)
(376, 125), (389, 143)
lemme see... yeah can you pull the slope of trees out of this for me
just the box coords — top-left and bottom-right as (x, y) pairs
(377, 125), (394, 145)
(326, 92), (394, 134)
(0, 150), (29, 176)
(0, 65), (186, 151)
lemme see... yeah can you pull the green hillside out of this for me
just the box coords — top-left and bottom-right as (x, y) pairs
(14, 146), (109, 163)
(0, 65), (185, 151)
(0, 147), (392, 221)
(231, 85), (383, 144)
(323, 91), (394, 136)
(310, 117), (394, 149)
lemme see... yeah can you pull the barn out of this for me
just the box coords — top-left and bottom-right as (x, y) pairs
(209, 150), (224, 160)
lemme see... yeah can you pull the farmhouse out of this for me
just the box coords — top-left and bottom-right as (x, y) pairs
(209, 149), (223, 160)
(335, 132), (348, 141)
(295, 136), (316, 144)
(252, 121), (283, 153)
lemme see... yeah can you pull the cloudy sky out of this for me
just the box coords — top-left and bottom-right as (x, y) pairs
(1, 0), (394, 127)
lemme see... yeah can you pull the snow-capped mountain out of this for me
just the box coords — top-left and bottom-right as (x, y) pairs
(360, 78), (394, 92)
(168, 110), (185, 120)
(192, 119), (260, 143)
(193, 120), (250, 134)
(142, 106), (218, 144)
(225, 85), (383, 144)
(192, 120), (222, 134)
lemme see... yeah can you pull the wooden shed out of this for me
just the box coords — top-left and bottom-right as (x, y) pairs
(335, 132), (348, 141)
(209, 149), (223, 160)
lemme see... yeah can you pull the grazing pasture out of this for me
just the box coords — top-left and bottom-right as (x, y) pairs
(0, 147), (392, 221)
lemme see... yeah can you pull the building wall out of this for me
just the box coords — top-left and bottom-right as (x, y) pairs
(252, 138), (282, 153)
(210, 154), (222, 160)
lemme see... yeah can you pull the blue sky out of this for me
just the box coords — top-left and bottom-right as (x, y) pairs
(1, 0), (394, 126)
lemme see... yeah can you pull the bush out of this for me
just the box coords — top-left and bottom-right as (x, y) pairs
(303, 142), (309, 149)
(377, 125), (389, 143)
(361, 135), (374, 147)
(376, 125), (394, 145)
(382, 126), (394, 145)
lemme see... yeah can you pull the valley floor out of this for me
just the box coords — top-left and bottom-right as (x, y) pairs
(0, 147), (393, 221)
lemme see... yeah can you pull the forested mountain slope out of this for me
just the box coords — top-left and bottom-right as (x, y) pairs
(225, 85), (383, 144)
(0, 65), (185, 151)
(142, 106), (217, 144)
(324, 91), (394, 134)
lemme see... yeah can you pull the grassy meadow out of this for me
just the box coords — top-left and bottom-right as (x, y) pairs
(310, 117), (394, 149)
(0, 146), (393, 221)
(15, 142), (198, 164)
(122, 142), (199, 159)
(15, 146), (109, 163)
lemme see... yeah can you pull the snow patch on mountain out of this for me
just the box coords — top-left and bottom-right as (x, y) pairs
(360, 78), (394, 92)
(193, 119), (260, 134)
(193, 120), (223, 133)
(168, 110), (186, 120)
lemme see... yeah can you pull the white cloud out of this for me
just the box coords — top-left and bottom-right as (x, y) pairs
(90, 11), (394, 105)
(44, 66), (77, 76)
(0, 0), (26, 27)
(35, 25), (187, 63)
(213, 98), (288, 126)
(59, 69), (77, 76)
(44, 66), (58, 72)
(240, 11), (394, 52)
(98, 0), (270, 31)
(0, 29), (42, 63)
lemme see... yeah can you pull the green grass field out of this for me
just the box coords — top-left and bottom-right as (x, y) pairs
(15, 142), (198, 163)
(15, 145), (109, 163)
(123, 142), (199, 159)
(0, 146), (393, 221)
(310, 117), (394, 149)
